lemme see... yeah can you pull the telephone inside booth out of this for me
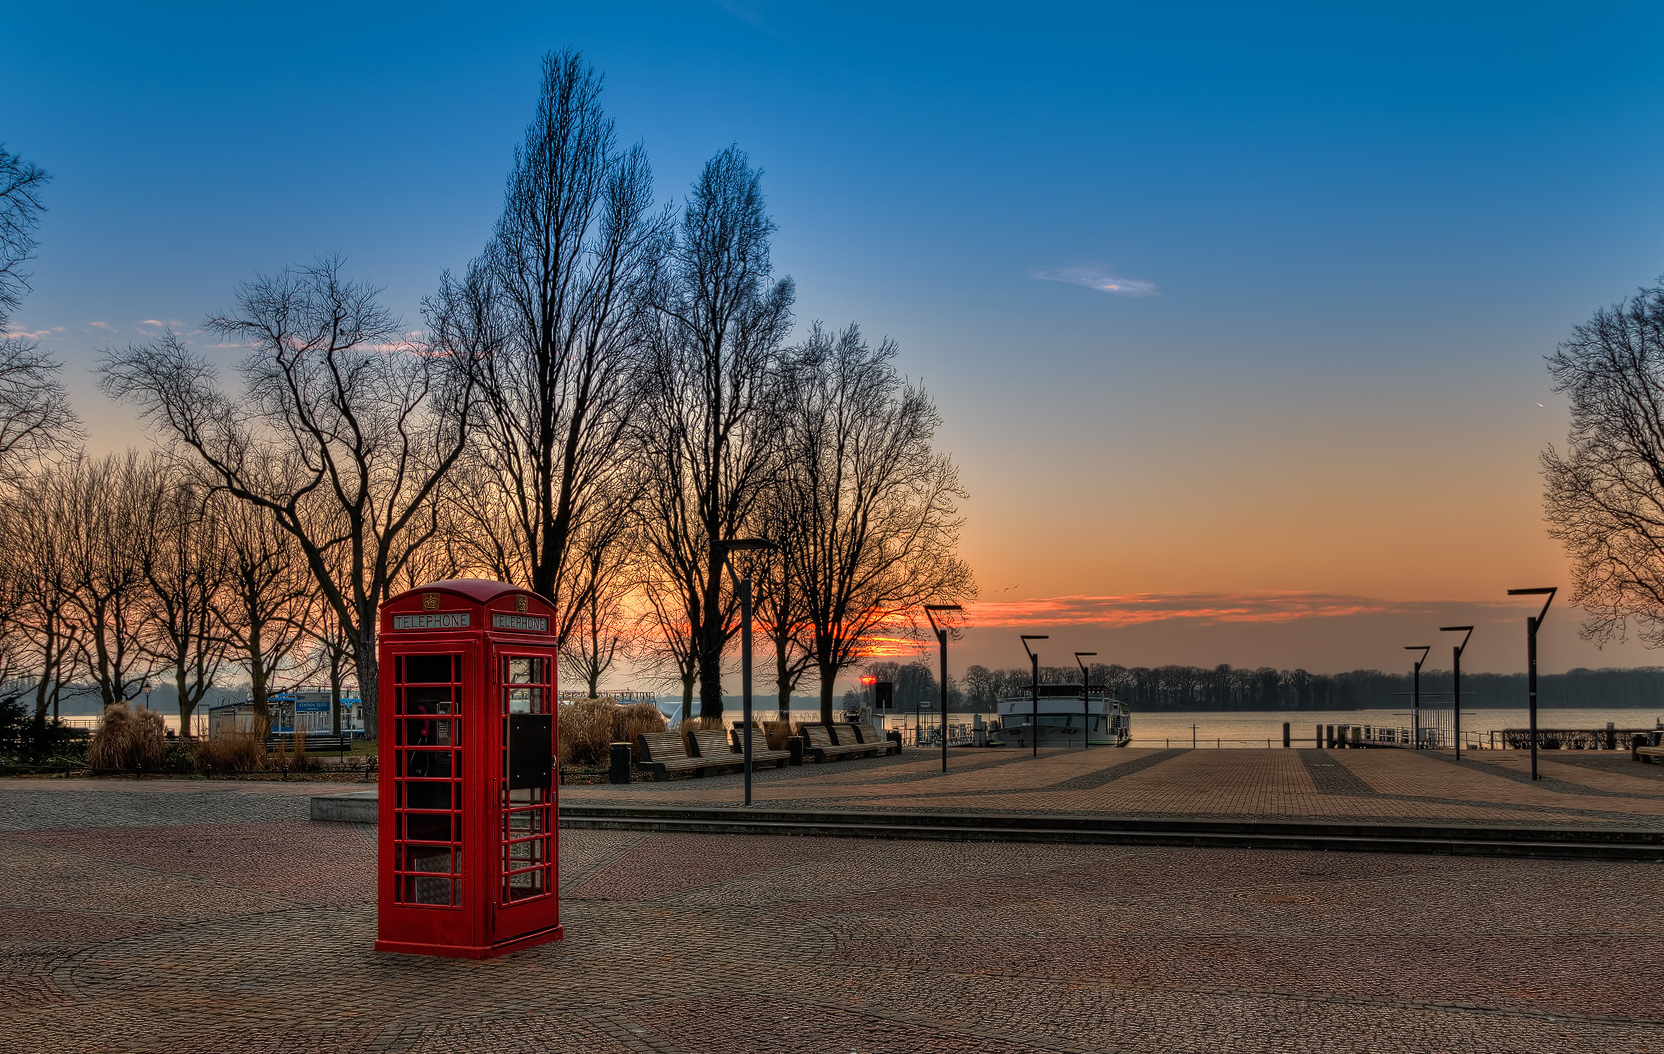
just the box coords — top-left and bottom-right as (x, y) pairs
(375, 579), (564, 959)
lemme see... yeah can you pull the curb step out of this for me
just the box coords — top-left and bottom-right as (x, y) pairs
(557, 804), (1664, 861)
(309, 793), (1664, 860)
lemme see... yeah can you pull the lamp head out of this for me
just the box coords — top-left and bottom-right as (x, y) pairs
(1439, 626), (1474, 632)
(1507, 586), (1557, 623)
(924, 604), (963, 612)
(1074, 652), (1096, 658)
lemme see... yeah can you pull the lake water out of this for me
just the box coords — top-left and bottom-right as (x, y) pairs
(863, 707), (1664, 749)
(83, 704), (1664, 748)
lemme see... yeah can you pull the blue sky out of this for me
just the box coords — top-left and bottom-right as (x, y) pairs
(6, 1), (1664, 673)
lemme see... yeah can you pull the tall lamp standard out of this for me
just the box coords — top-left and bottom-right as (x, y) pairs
(1440, 626), (1474, 758)
(719, 538), (778, 806)
(1021, 635), (1048, 758)
(924, 604), (963, 773)
(1405, 647), (1429, 748)
(1074, 652), (1097, 750)
(1507, 587), (1556, 781)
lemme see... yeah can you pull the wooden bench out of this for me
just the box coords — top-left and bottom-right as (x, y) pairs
(691, 729), (787, 771)
(801, 724), (879, 763)
(725, 726), (793, 766)
(267, 734), (354, 754)
(637, 731), (727, 780)
(849, 723), (900, 756)
(1636, 744), (1664, 764)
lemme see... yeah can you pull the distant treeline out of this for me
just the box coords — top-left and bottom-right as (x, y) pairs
(853, 661), (1664, 713)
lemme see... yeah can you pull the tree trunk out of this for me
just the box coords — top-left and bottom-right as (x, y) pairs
(355, 627), (379, 742)
(697, 555), (724, 719)
(818, 664), (836, 725)
(175, 667), (194, 738)
(329, 653), (343, 737)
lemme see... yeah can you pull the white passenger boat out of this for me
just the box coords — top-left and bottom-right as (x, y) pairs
(990, 686), (1131, 748)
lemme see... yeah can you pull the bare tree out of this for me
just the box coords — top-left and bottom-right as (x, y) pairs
(635, 553), (702, 717)
(779, 323), (976, 723)
(99, 257), (481, 736)
(49, 452), (160, 708)
(748, 492), (815, 719)
(140, 469), (228, 737)
(213, 491), (312, 734)
(644, 147), (794, 719)
(0, 472), (82, 725)
(0, 340), (80, 481)
(451, 49), (665, 640)
(1543, 278), (1664, 647)
(0, 146), (79, 479)
(559, 498), (638, 697)
(0, 144), (49, 331)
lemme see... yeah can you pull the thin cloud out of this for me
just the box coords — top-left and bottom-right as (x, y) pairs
(88, 320), (110, 329)
(966, 592), (1524, 629)
(3, 325), (64, 339)
(1035, 267), (1157, 297)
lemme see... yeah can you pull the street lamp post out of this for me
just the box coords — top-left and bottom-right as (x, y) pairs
(1405, 647), (1429, 749)
(924, 604), (963, 773)
(1021, 635), (1048, 758)
(1507, 587), (1557, 781)
(1440, 626), (1474, 758)
(720, 538), (778, 806)
(1074, 652), (1097, 750)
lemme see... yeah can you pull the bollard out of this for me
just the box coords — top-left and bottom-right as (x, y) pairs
(1326, 724), (1336, 749)
(886, 730), (903, 755)
(1315, 724), (1322, 748)
(1282, 722), (1290, 748)
(1351, 726), (1362, 748)
(788, 736), (805, 766)
(608, 742), (632, 784)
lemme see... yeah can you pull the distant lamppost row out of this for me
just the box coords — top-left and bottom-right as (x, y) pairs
(924, 604), (963, 773)
(1074, 652), (1096, 751)
(1404, 647), (1429, 748)
(1507, 587), (1557, 781)
(720, 537), (778, 806)
(1440, 625), (1475, 758)
(1021, 635), (1048, 758)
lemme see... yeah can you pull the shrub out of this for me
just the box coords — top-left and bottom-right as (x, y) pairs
(87, 702), (167, 771)
(194, 732), (264, 773)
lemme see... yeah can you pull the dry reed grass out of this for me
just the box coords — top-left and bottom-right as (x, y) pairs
(613, 701), (667, 761)
(761, 720), (793, 750)
(193, 732), (264, 772)
(559, 696), (616, 766)
(87, 702), (167, 771)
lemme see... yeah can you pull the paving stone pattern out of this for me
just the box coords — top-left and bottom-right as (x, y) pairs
(565, 745), (1664, 831)
(3, 780), (1664, 1052)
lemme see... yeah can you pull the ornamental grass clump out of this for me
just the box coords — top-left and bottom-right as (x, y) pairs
(87, 702), (167, 771)
(192, 732), (264, 773)
(613, 701), (667, 761)
(558, 697), (615, 767)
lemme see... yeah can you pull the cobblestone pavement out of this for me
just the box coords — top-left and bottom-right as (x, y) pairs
(562, 746), (1664, 830)
(3, 783), (1663, 1052)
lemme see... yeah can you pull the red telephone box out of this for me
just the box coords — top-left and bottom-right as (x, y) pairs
(373, 578), (563, 959)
